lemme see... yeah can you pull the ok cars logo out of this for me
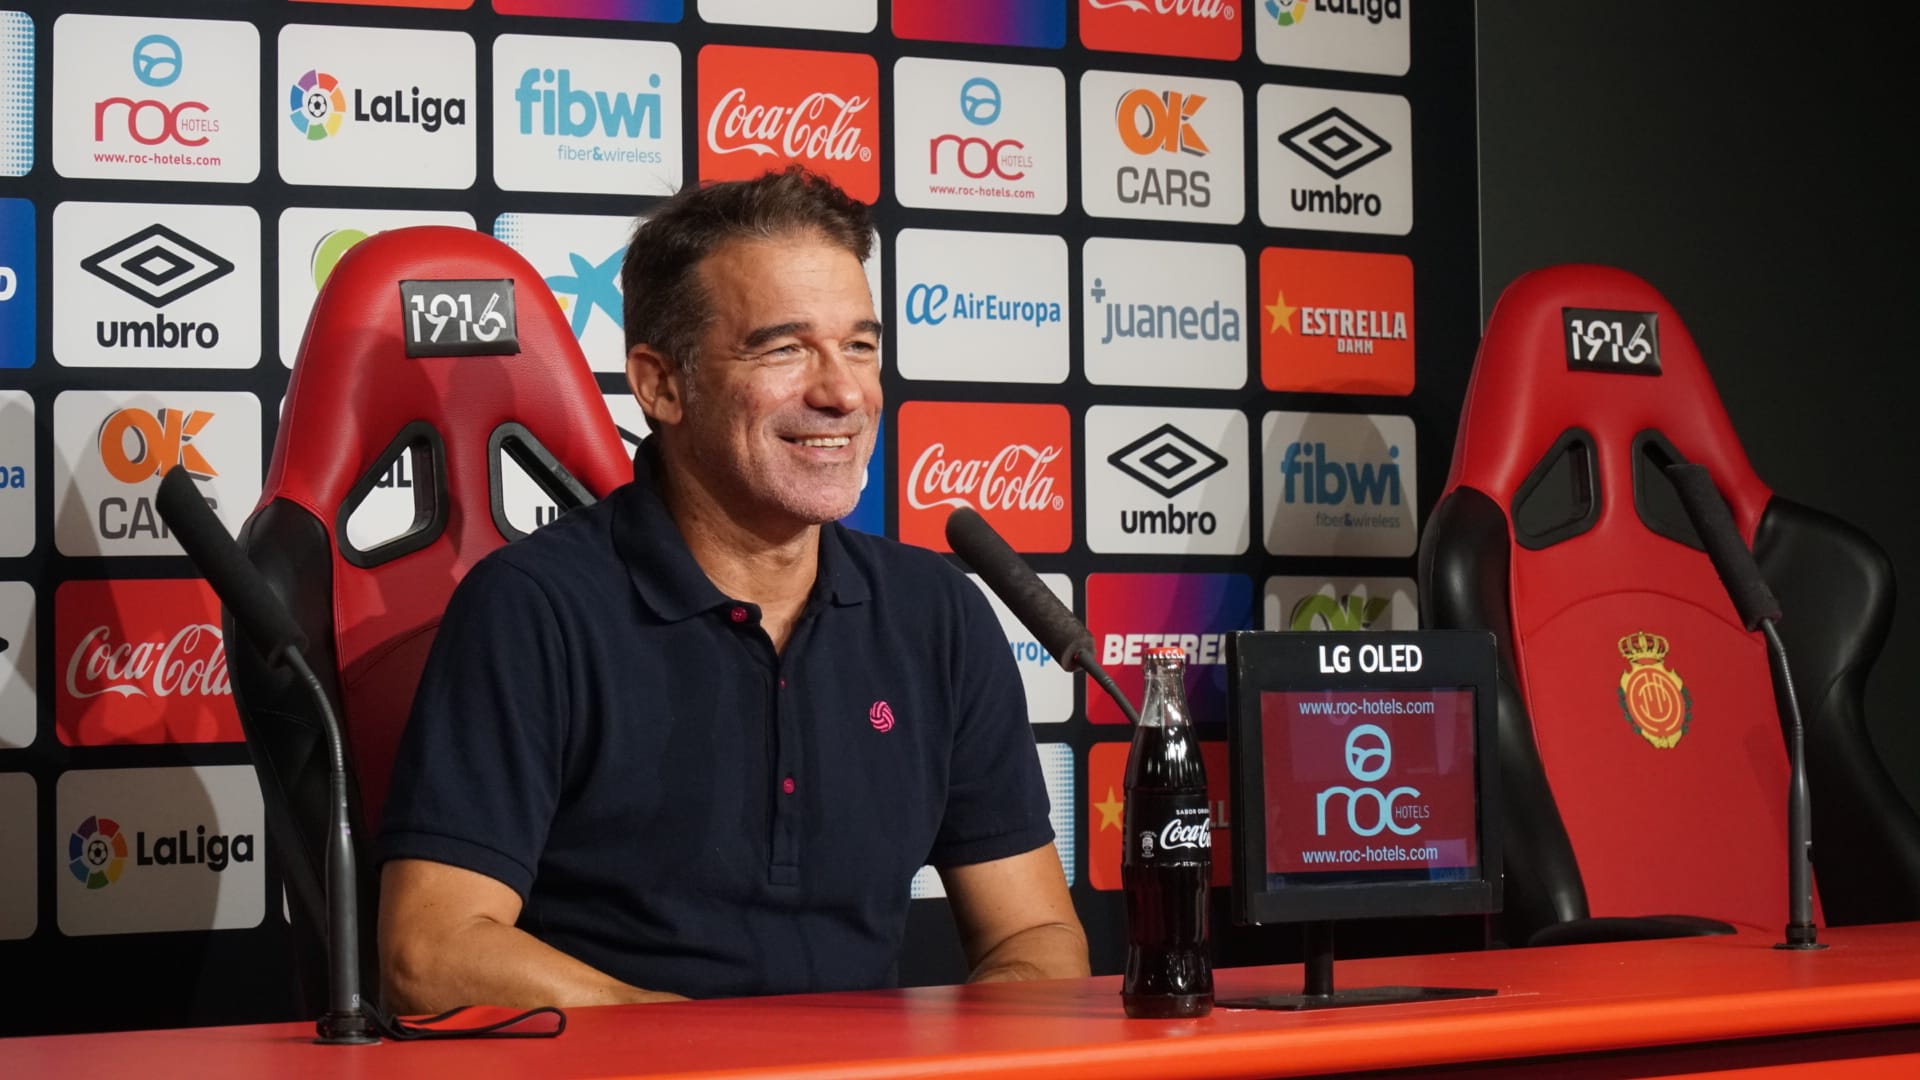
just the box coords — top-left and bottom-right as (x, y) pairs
(1315, 723), (1420, 837)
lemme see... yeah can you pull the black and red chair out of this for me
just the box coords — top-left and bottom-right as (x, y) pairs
(1420, 264), (1920, 946)
(225, 227), (633, 1014)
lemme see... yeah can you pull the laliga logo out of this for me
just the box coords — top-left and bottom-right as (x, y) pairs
(706, 87), (872, 163)
(906, 443), (1065, 513)
(1316, 723), (1421, 837)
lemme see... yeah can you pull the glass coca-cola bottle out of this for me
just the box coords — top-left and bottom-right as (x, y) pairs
(1121, 646), (1213, 1018)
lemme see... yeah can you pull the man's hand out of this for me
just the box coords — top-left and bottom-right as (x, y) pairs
(940, 844), (1090, 984)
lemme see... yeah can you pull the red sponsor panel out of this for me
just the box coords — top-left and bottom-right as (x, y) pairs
(1080, 0), (1243, 61)
(55, 579), (242, 746)
(697, 45), (880, 203)
(1088, 740), (1232, 891)
(896, 402), (1072, 553)
(1260, 247), (1415, 395)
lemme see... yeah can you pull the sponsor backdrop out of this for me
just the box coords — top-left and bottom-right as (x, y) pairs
(0, 0), (1477, 1035)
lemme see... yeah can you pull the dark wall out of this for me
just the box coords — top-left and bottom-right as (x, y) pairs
(1474, 4), (1919, 811)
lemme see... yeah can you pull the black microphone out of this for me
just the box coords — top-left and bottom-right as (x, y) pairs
(155, 467), (381, 1042)
(944, 506), (1139, 725)
(1664, 463), (1820, 950)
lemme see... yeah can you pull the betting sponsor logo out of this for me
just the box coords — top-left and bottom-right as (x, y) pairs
(53, 579), (242, 746)
(278, 24), (476, 189)
(0, 198), (32, 369)
(1085, 573), (1253, 725)
(493, 211), (633, 374)
(893, 59), (1066, 214)
(895, 229), (1068, 384)
(969, 572), (1074, 724)
(1260, 247), (1414, 394)
(700, 0), (875, 32)
(0, 391), (29, 558)
(897, 402), (1072, 554)
(1256, 0), (1409, 75)
(57, 766), (265, 935)
(893, 0), (1068, 48)
(1082, 237), (1245, 390)
(290, 0), (476, 7)
(1264, 576), (1418, 632)
(0, 13), (30, 177)
(1080, 0), (1242, 61)
(698, 45), (880, 203)
(52, 390), (262, 558)
(1259, 85), (1412, 235)
(1086, 407), (1249, 555)
(1080, 70), (1244, 224)
(1088, 741), (1232, 890)
(1261, 411), (1416, 557)
(278, 208), (477, 368)
(494, 34), (682, 196)
(52, 15), (260, 183)
(0, 581), (35, 749)
(914, 742), (1074, 898)
(493, 0), (682, 20)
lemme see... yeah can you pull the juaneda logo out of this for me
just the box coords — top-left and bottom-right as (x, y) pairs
(897, 401), (1072, 554)
(54, 579), (243, 746)
(1085, 573), (1253, 725)
(1258, 85), (1412, 235)
(1260, 247), (1414, 394)
(1088, 741), (1232, 890)
(1082, 237), (1246, 390)
(1080, 0), (1242, 61)
(699, 45), (880, 203)
(1081, 70), (1243, 223)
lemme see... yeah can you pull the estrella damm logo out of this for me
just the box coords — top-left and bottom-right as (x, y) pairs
(69, 814), (128, 889)
(1618, 630), (1691, 749)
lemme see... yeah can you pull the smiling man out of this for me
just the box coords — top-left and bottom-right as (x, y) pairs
(375, 166), (1087, 1012)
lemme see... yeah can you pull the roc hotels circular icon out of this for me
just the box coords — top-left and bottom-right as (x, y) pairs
(132, 34), (183, 89)
(69, 815), (129, 890)
(959, 77), (1001, 127)
(289, 69), (346, 141)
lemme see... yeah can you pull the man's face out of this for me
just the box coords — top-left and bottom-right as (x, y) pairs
(671, 232), (882, 528)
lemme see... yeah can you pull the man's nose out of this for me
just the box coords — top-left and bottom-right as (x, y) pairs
(805, 349), (868, 412)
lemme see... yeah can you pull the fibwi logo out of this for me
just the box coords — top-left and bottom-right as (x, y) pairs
(896, 402), (1072, 554)
(1080, 1), (1242, 62)
(698, 45), (880, 203)
(893, 59), (1066, 214)
(53, 579), (242, 746)
(1080, 70), (1244, 224)
(277, 24), (477, 189)
(1257, 0), (1408, 75)
(1618, 631), (1691, 749)
(1087, 741), (1231, 890)
(1260, 247), (1414, 394)
(495, 35), (682, 196)
(1085, 573), (1253, 725)
(893, 0), (1067, 48)
(1261, 411), (1417, 557)
(1258, 85), (1412, 236)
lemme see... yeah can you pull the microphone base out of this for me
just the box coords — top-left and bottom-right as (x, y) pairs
(315, 1010), (379, 1045)
(1776, 924), (1827, 951)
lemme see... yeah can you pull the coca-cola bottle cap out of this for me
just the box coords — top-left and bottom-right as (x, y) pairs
(1145, 646), (1185, 665)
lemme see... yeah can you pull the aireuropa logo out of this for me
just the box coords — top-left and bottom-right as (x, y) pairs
(53, 579), (242, 746)
(1265, 576), (1418, 632)
(1086, 406), (1249, 555)
(494, 35), (682, 197)
(0, 580), (35, 748)
(0, 13), (31, 177)
(279, 208), (477, 367)
(1259, 86), (1412, 236)
(969, 572), (1074, 724)
(701, 0), (874, 31)
(913, 742), (1074, 898)
(0, 198), (34, 368)
(1256, 0), (1408, 75)
(57, 766), (265, 936)
(495, 0), (682, 20)
(893, 59), (1066, 214)
(278, 24), (476, 189)
(893, 0), (1067, 47)
(0, 773), (33, 939)
(53, 202), (259, 369)
(494, 212), (633, 373)
(897, 401), (1071, 554)
(894, 229), (1067, 384)
(1080, 71), (1243, 224)
(52, 15), (259, 183)
(0, 391), (30, 559)
(1085, 572), (1252, 725)
(52, 390), (262, 558)
(1080, 0), (1242, 61)
(1088, 741), (1231, 890)
(698, 45), (880, 203)
(1260, 247), (1414, 394)
(1261, 411), (1417, 557)
(1083, 237), (1245, 390)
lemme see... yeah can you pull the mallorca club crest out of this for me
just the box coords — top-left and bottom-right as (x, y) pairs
(1617, 631), (1692, 749)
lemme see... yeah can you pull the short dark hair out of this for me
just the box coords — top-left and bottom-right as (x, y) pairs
(621, 166), (873, 372)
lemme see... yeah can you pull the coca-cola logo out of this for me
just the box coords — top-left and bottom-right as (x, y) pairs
(1160, 816), (1212, 849)
(906, 443), (1065, 514)
(65, 623), (232, 701)
(1089, 0), (1236, 17)
(705, 87), (873, 163)
(697, 46), (880, 202)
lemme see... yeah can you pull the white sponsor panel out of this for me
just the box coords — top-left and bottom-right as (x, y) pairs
(913, 742), (1075, 898)
(494, 212), (637, 374)
(57, 765), (265, 936)
(895, 229), (1068, 384)
(53, 390), (262, 557)
(1087, 406), (1249, 555)
(1082, 237), (1246, 389)
(0, 581), (33, 749)
(493, 35), (681, 196)
(699, 0), (877, 33)
(1258, 84), (1413, 236)
(53, 202), (260, 369)
(1261, 410), (1417, 556)
(893, 58), (1067, 215)
(968, 572), (1074, 725)
(278, 24), (476, 189)
(1264, 575), (1418, 632)
(1, 12), (31, 177)
(1255, 0), (1411, 76)
(0, 772), (33, 939)
(498, 395), (655, 538)
(0, 389), (32, 557)
(279, 207), (477, 368)
(1080, 70), (1243, 224)
(52, 15), (260, 183)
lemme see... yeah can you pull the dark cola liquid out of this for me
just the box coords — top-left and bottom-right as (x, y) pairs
(1122, 718), (1213, 1019)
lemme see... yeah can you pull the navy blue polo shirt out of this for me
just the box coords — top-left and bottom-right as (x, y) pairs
(376, 448), (1053, 999)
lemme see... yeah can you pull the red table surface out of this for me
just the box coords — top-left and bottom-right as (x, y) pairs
(9, 923), (1920, 1079)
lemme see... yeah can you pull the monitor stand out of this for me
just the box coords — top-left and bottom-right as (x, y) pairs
(1217, 921), (1496, 1011)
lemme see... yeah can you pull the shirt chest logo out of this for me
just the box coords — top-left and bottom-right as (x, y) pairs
(868, 700), (896, 734)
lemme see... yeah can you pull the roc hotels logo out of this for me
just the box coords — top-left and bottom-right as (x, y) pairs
(1079, 1), (1242, 62)
(1618, 631), (1691, 749)
(1262, 411), (1417, 557)
(54, 579), (242, 746)
(897, 401), (1072, 554)
(1085, 573), (1253, 725)
(893, 59), (1066, 214)
(1260, 247), (1414, 395)
(1081, 70), (1242, 224)
(699, 45), (880, 203)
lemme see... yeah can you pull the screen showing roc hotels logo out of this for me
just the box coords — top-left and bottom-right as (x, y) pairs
(968, 572), (1074, 724)
(278, 24), (476, 190)
(894, 229), (1068, 384)
(894, 0), (1067, 48)
(701, 0), (874, 31)
(1080, 0), (1243, 61)
(1085, 406), (1249, 556)
(57, 765), (265, 936)
(495, 212), (637, 373)
(52, 15), (260, 183)
(0, 390), (31, 558)
(1261, 410), (1416, 557)
(698, 45), (880, 204)
(0, 771), (34, 939)
(279, 207), (477, 367)
(1087, 740), (1232, 890)
(0, 12), (31, 177)
(1260, 247), (1414, 394)
(54, 580), (244, 746)
(0, 198), (35, 368)
(1082, 237), (1245, 390)
(1255, 0), (1410, 75)
(1264, 575), (1418, 633)
(52, 390), (262, 558)
(0, 580), (35, 749)
(1259, 85), (1413, 236)
(52, 202), (260, 370)
(912, 742), (1074, 898)
(496, 0), (683, 19)
(897, 401), (1072, 554)
(1080, 70), (1244, 224)
(1085, 572), (1253, 725)
(892, 59), (1067, 215)
(493, 35), (682, 197)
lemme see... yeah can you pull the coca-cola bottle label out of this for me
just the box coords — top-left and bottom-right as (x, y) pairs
(1123, 791), (1212, 867)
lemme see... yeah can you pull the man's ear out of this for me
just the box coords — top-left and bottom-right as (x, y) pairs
(627, 344), (684, 428)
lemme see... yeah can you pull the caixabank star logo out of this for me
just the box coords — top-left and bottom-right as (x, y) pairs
(699, 45), (880, 203)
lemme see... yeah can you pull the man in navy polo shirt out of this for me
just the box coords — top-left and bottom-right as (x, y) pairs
(375, 166), (1088, 1012)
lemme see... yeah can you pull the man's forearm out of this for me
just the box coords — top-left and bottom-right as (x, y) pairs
(966, 922), (1091, 984)
(384, 917), (684, 1014)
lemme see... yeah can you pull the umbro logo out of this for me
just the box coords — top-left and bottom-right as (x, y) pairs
(1108, 423), (1227, 498)
(80, 225), (234, 308)
(1277, 107), (1391, 179)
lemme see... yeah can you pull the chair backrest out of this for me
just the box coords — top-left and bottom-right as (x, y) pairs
(225, 225), (632, 1011)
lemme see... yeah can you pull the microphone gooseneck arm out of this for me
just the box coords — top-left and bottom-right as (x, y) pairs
(1761, 619), (1817, 946)
(292, 647), (374, 1042)
(1075, 646), (1141, 726)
